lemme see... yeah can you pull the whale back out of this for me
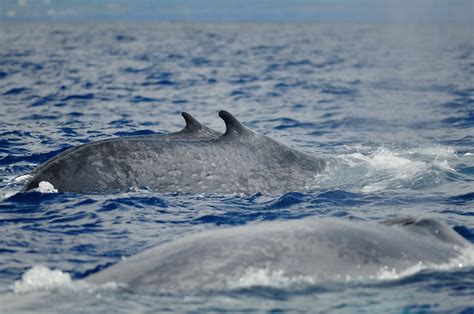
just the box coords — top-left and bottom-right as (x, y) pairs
(86, 217), (470, 294)
(22, 112), (221, 192)
(380, 217), (468, 247)
(23, 111), (326, 194)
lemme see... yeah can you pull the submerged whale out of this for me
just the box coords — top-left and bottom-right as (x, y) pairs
(86, 217), (471, 294)
(22, 111), (326, 194)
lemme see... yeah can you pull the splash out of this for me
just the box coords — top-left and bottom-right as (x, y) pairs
(11, 266), (124, 294)
(374, 246), (474, 281)
(326, 146), (457, 193)
(0, 174), (33, 201)
(12, 266), (72, 293)
(34, 181), (58, 193)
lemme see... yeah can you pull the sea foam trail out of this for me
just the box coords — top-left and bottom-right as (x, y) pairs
(318, 146), (458, 193)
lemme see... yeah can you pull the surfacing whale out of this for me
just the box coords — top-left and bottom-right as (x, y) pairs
(22, 111), (326, 194)
(86, 217), (472, 294)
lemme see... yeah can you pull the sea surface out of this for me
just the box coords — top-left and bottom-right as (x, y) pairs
(0, 22), (473, 313)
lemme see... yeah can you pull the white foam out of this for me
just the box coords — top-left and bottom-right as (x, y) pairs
(344, 148), (428, 182)
(228, 267), (316, 289)
(13, 174), (33, 183)
(34, 181), (58, 193)
(1, 190), (17, 201)
(433, 159), (455, 171)
(407, 146), (456, 158)
(374, 246), (474, 281)
(331, 146), (459, 193)
(363, 148), (426, 173)
(12, 266), (72, 293)
(11, 266), (124, 294)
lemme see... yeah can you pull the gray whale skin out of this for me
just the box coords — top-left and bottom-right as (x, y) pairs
(86, 216), (471, 294)
(22, 111), (326, 194)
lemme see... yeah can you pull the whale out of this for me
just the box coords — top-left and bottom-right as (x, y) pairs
(86, 216), (472, 294)
(22, 111), (326, 194)
(22, 112), (220, 192)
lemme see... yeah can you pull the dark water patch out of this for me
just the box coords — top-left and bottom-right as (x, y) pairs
(321, 84), (356, 95)
(115, 34), (136, 42)
(230, 89), (252, 99)
(130, 95), (162, 103)
(2, 191), (63, 204)
(110, 118), (132, 125)
(284, 59), (313, 68)
(261, 192), (307, 210)
(172, 99), (188, 104)
(316, 56), (344, 68)
(274, 82), (301, 90)
(191, 57), (211, 66)
(450, 87), (474, 98)
(193, 210), (309, 227)
(0, 146), (71, 166)
(440, 111), (474, 128)
(62, 93), (95, 101)
(143, 79), (175, 86)
(440, 98), (474, 111)
(446, 192), (474, 205)
(67, 111), (84, 117)
(269, 117), (316, 130)
(453, 225), (474, 242)
(101, 196), (169, 211)
(134, 54), (150, 62)
(439, 135), (473, 147)
(60, 127), (78, 136)
(167, 53), (184, 60)
(0, 71), (7, 79)
(113, 130), (158, 137)
(49, 211), (98, 224)
(458, 166), (474, 176)
(122, 67), (149, 74)
(21, 114), (58, 121)
(20, 61), (43, 71)
(310, 190), (371, 207)
(3, 87), (29, 95)
(31, 95), (55, 107)
(146, 72), (172, 80)
(251, 44), (286, 54)
(229, 74), (258, 84)
(402, 303), (438, 313)
(441, 209), (474, 217)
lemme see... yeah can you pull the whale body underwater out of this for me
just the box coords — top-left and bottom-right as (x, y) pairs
(22, 111), (326, 194)
(86, 216), (472, 294)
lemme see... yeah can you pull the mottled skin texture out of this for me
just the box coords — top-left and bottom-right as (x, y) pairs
(23, 112), (220, 192)
(23, 111), (326, 194)
(86, 217), (470, 294)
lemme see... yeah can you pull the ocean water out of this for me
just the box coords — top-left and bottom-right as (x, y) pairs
(0, 22), (473, 313)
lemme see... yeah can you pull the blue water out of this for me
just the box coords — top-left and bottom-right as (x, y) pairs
(0, 22), (473, 313)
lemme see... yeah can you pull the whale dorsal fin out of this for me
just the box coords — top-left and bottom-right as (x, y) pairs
(219, 110), (252, 138)
(380, 217), (468, 247)
(172, 112), (221, 139)
(181, 112), (202, 132)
